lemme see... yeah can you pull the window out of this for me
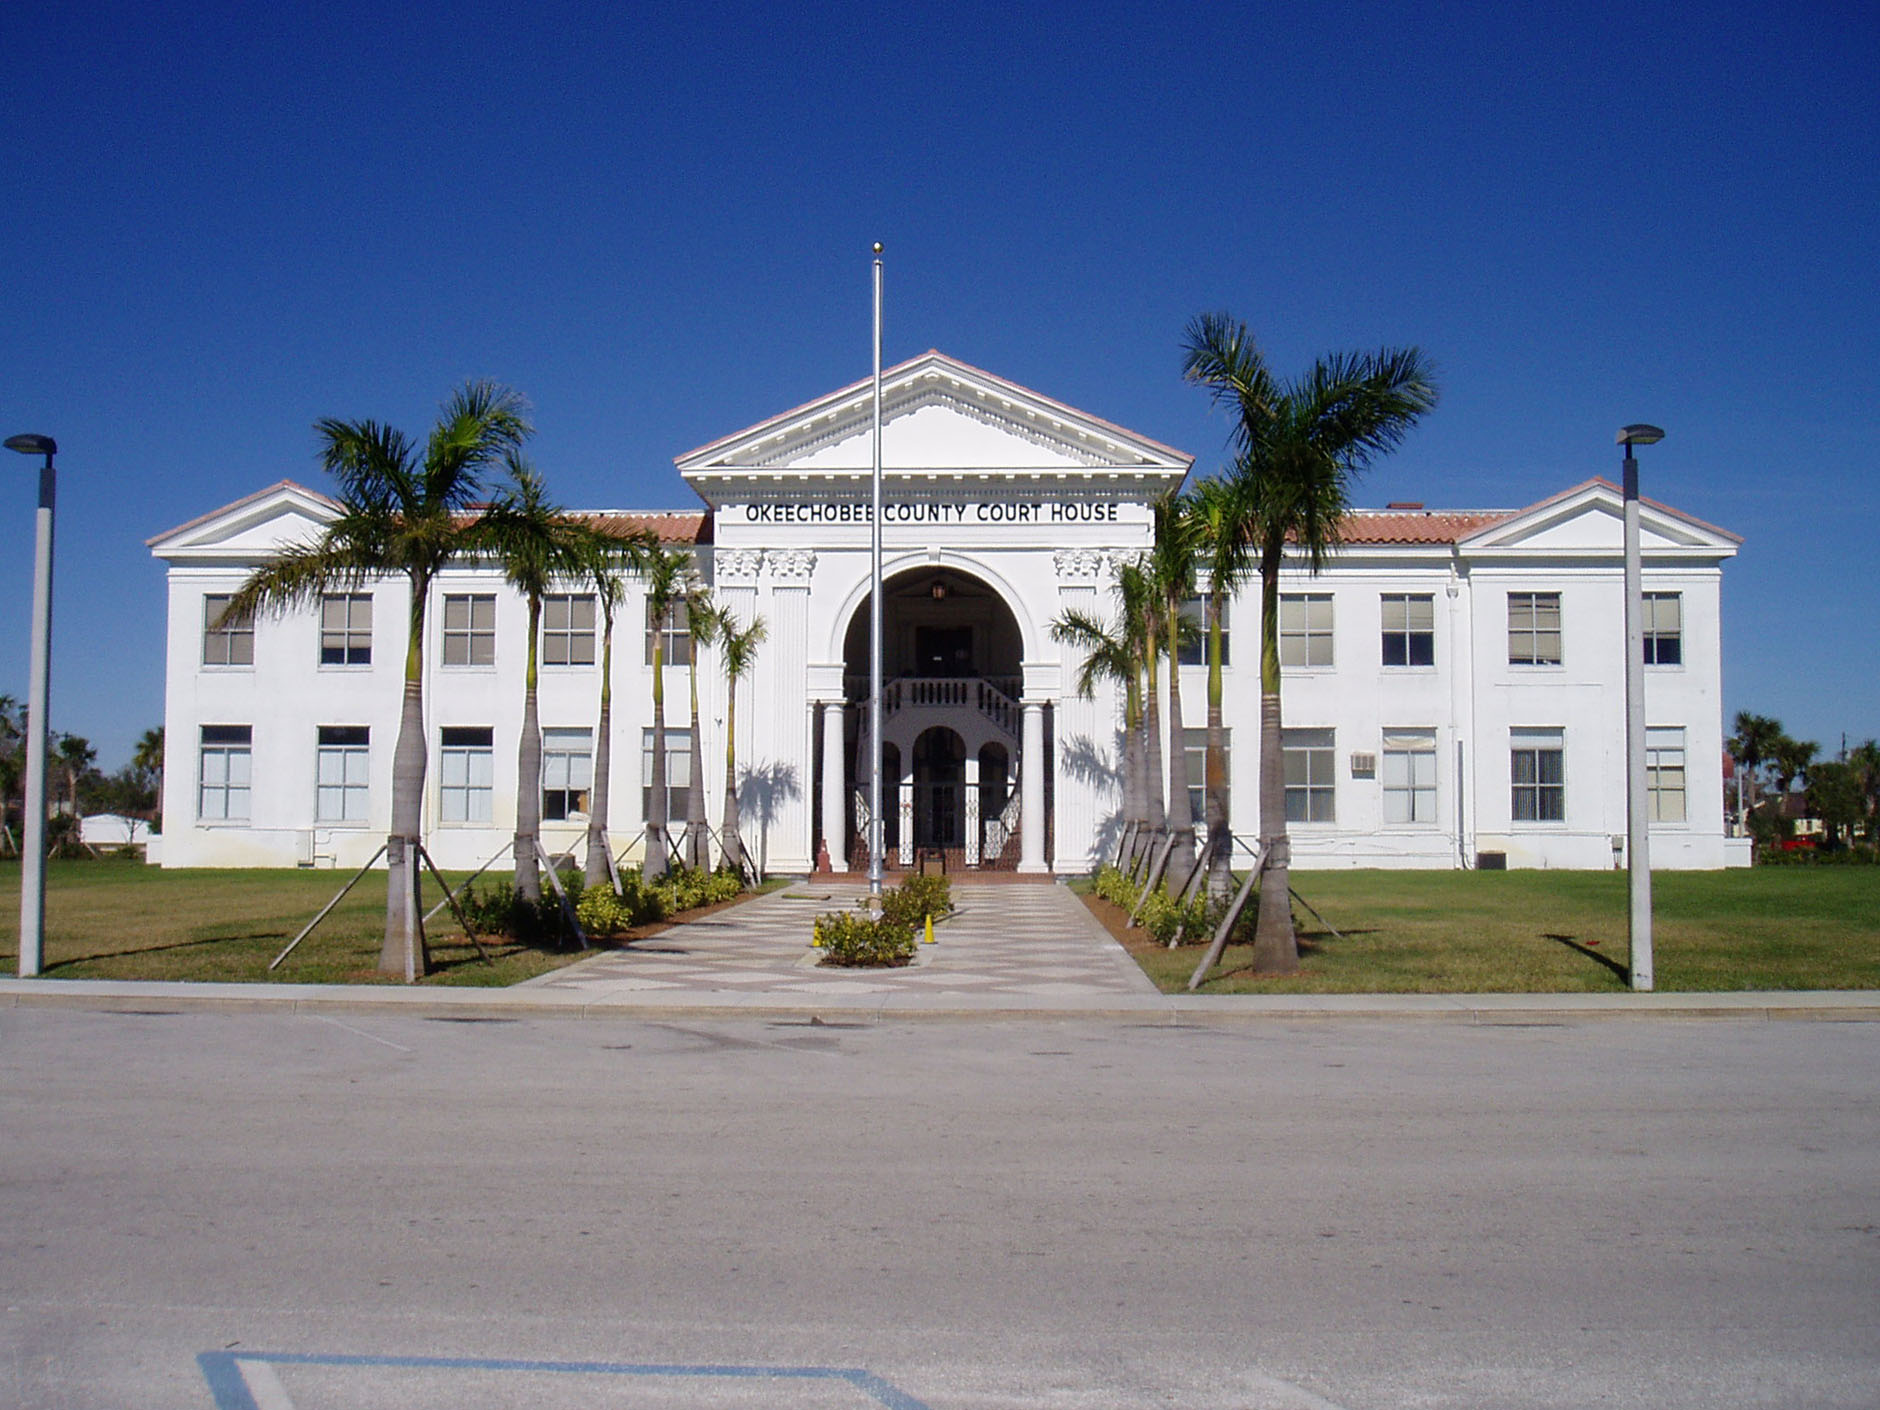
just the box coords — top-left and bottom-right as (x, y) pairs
(315, 725), (370, 823)
(439, 726), (494, 823)
(202, 595), (254, 667)
(1282, 727), (1336, 822)
(1508, 592), (1562, 666)
(442, 594), (496, 667)
(1279, 594), (1334, 668)
(198, 725), (252, 821)
(645, 600), (693, 667)
(319, 594), (372, 666)
(1182, 726), (1229, 824)
(1648, 726), (1687, 823)
(1643, 592), (1682, 665)
(1511, 727), (1565, 822)
(542, 594), (596, 667)
(1382, 729), (1438, 823)
(1381, 594), (1435, 667)
(542, 727), (593, 821)
(641, 727), (692, 821)
(1176, 595), (1227, 667)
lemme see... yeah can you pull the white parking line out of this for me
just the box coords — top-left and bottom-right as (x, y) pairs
(305, 1012), (415, 1052)
(235, 1358), (298, 1410)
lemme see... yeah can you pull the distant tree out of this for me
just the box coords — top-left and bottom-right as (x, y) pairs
(1805, 761), (1865, 847)
(227, 380), (530, 978)
(1148, 491), (1202, 882)
(1728, 711), (1783, 829)
(681, 587), (720, 870)
(1188, 473), (1258, 902)
(717, 609), (768, 879)
(578, 529), (656, 890)
(1770, 735), (1818, 800)
(95, 765), (158, 841)
(1182, 311), (1438, 974)
(1051, 564), (1154, 855)
(638, 546), (692, 880)
(133, 726), (165, 832)
(54, 733), (96, 820)
(1849, 739), (1880, 842)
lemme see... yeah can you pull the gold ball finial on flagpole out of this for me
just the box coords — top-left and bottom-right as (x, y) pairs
(873, 242), (883, 254)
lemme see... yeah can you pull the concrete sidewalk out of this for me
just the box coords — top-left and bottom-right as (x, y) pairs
(2, 878), (1877, 1023)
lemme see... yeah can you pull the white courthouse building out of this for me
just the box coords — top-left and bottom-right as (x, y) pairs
(150, 351), (1743, 876)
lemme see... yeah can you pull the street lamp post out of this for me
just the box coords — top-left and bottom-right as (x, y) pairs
(5, 433), (57, 979)
(1617, 423), (1663, 992)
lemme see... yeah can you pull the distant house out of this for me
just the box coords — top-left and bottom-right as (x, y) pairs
(79, 813), (152, 846)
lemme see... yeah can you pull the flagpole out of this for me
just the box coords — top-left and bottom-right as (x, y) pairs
(869, 242), (885, 897)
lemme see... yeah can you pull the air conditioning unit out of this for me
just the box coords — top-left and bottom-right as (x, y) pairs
(1350, 752), (1377, 778)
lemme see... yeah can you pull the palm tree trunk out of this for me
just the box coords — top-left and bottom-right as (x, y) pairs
(646, 634), (669, 880)
(384, 582), (430, 979)
(1121, 677), (1144, 845)
(585, 610), (615, 890)
(722, 674), (743, 877)
(1253, 546), (1298, 973)
(1204, 589), (1233, 902)
(1142, 622), (1166, 838)
(514, 597), (543, 902)
(1164, 598), (1196, 882)
(686, 655), (707, 870)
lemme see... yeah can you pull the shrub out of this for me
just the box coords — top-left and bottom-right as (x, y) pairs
(1093, 864), (1137, 908)
(880, 873), (953, 927)
(814, 908), (916, 967)
(458, 873), (582, 945)
(1137, 886), (1212, 945)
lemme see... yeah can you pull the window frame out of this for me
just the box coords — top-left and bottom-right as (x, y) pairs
(318, 593), (373, 668)
(542, 594), (597, 668)
(1647, 725), (1687, 824)
(1176, 594), (1226, 668)
(441, 594), (497, 669)
(1181, 725), (1229, 825)
(1510, 727), (1566, 823)
(1508, 591), (1563, 667)
(198, 724), (253, 822)
(201, 594), (254, 668)
(541, 726), (594, 822)
(1281, 727), (1337, 823)
(438, 726), (495, 824)
(1278, 594), (1334, 670)
(1380, 593), (1435, 668)
(644, 599), (693, 668)
(314, 725), (371, 824)
(641, 726), (693, 821)
(1382, 729), (1439, 825)
(1643, 592), (1683, 667)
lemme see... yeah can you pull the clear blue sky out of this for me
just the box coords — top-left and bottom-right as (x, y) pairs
(4, 0), (1875, 772)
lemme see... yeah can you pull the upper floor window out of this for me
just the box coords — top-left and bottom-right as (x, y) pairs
(315, 725), (370, 823)
(645, 601), (693, 667)
(319, 594), (372, 666)
(202, 595), (254, 667)
(198, 724), (252, 821)
(543, 594), (597, 667)
(1176, 595), (1227, 667)
(1508, 592), (1562, 666)
(1643, 592), (1682, 666)
(542, 727), (593, 820)
(442, 594), (496, 667)
(439, 726), (494, 823)
(1279, 594), (1334, 668)
(1648, 725), (1687, 823)
(1511, 726), (1565, 821)
(1381, 594), (1434, 667)
(1382, 729), (1438, 824)
(1282, 727), (1336, 822)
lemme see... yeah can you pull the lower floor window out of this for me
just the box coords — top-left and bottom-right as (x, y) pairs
(199, 725), (252, 821)
(1648, 725), (1687, 823)
(1282, 727), (1336, 823)
(315, 725), (370, 823)
(1382, 729), (1438, 824)
(642, 727), (692, 822)
(440, 726), (494, 823)
(1511, 727), (1565, 822)
(542, 727), (594, 821)
(1182, 726), (1229, 825)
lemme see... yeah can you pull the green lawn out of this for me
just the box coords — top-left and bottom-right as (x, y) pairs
(1081, 866), (1880, 994)
(0, 859), (647, 986)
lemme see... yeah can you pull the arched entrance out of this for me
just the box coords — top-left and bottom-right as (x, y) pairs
(833, 564), (1035, 870)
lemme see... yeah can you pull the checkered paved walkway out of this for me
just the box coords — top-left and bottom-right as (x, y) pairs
(518, 879), (1159, 1003)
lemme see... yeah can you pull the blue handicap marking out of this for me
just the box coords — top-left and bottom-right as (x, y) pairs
(197, 1350), (934, 1410)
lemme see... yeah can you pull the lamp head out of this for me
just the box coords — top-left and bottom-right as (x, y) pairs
(1616, 424), (1665, 447)
(5, 433), (57, 457)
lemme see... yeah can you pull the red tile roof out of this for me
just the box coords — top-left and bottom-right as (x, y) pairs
(1340, 509), (1514, 544)
(576, 511), (711, 546)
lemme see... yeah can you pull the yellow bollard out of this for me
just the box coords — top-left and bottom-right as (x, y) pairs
(923, 912), (935, 945)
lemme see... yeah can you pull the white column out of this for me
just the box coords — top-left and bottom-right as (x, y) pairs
(820, 700), (847, 872)
(1020, 701), (1047, 873)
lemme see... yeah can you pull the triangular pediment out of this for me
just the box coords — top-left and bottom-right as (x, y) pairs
(678, 352), (1191, 502)
(147, 480), (338, 561)
(1459, 479), (1741, 557)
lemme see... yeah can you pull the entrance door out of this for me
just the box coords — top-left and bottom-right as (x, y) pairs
(915, 625), (973, 677)
(912, 727), (965, 849)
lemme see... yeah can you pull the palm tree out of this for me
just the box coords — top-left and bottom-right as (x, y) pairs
(681, 587), (720, 870)
(55, 733), (96, 821)
(718, 609), (768, 878)
(1770, 735), (1818, 801)
(1051, 564), (1153, 857)
(1728, 711), (1783, 830)
(579, 528), (655, 890)
(228, 380), (530, 978)
(1149, 491), (1202, 882)
(471, 456), (596, 902)
(1183, 312), (1438, 974)
(1188, 474), (1258, 900)
(1848, 739), (1880, 842)
(639, 545), (691, 880)
(133, 726), (165, 832)
(1127, 558), (1167, 847)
